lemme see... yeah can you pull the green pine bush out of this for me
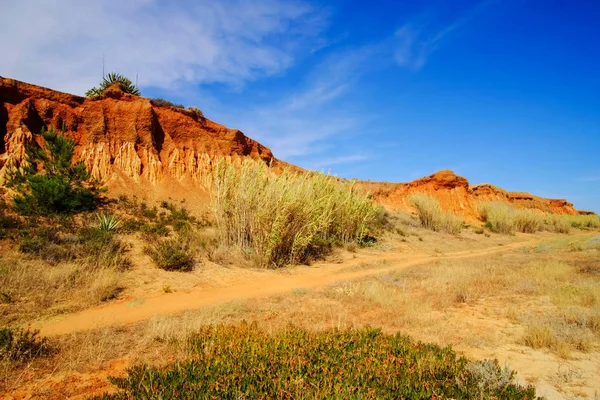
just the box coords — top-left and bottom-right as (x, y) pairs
(7, 128), (104, 215)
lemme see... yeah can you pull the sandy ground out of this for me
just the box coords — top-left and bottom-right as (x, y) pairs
(3, 231), (600, 399)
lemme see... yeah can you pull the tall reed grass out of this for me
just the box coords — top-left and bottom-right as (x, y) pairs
(544, 214), (571, 234)
(407, 193), (463, 234)
(478, 202), (543, 234)
(206, 159), (376, 268)
(567, 214), (600, 229)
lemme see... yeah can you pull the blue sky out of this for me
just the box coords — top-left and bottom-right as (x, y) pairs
(1, 0), (599, 211)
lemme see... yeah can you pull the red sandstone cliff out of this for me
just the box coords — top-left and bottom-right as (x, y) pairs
(359, 170), (579, 217)
(0, 76), (583, 216)
(0, 76), (281, 190)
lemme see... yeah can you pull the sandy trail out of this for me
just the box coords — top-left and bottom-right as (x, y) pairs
(38, 236), (549, 337)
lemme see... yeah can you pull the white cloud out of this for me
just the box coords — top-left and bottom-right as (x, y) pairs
(213, 46), (375, 160)
(394, 20), (462, 70)
(314, 154), (369, 168)
(0, 0), (328, 95)
(394, 1), (493, 70)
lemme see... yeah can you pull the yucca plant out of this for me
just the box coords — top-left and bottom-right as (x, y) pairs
(86, 72), (141, 97)
(96, 213), (121, 232)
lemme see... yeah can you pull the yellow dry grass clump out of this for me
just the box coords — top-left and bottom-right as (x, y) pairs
(206, 158), (377, 267)
(478, 201), (542, 234)
(407, 193), (463, 234)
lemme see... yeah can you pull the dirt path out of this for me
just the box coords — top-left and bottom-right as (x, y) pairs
(37, 235), (554, 337)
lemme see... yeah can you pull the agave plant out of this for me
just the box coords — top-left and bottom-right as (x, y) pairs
(86, 72), (141, 97)
(96, 212), (122, 232)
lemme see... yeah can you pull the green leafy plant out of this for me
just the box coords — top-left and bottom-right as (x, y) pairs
(7, 128), (104, 215)
(96, 213), (121, 232)
(93, 324), (537, 399)
(86, 72), (141, 97)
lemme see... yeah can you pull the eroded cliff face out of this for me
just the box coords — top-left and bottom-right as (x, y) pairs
(359, 170), (477, 216)
(0, 76), (583, 216)
(0, 76), (277, 187)
(359, 170), (579, 217)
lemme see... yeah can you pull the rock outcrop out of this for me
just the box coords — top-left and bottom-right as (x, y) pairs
(0, 76), (278, 189)
(359, 170), (579, 217)
(0, 76), (584, 216)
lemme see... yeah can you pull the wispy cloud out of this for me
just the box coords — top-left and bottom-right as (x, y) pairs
(394, 1), (493, 70)
(314, 154), (369, 168)
(0, 0), (328, 95)
(214, 46), (376, 160)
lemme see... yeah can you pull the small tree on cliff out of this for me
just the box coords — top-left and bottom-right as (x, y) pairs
(7, 128), (104, 215)
(86, 72), (141, 97)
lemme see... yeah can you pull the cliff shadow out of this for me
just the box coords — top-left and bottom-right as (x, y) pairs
(0, 103), (7, 153)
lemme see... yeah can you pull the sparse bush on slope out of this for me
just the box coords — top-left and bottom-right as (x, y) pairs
(144, 238), (195, 272)
(93, 323), (537, 399)
(206, 159), (376, 268)
(7, 128), (104, 215)
(0, 327), (52, 362)
(408, 192), (463, 234)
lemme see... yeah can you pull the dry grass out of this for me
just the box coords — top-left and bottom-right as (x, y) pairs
(206, 158), (377, 267)
(567, 214), (600, 229)
(478, 202), (544, 234)
(408, 193), (463, 234)
(3, 234), (600, 398)
(514, 209), (542, 233)
(544, 214), (571, 233)
(0, 253), (124, 325)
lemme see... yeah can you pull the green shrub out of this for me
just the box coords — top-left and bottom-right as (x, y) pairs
(150, 98), (184, 108)
(144, 238), (195, 271)
(17, 225), (130, 269)
(120, 218), (144, 233)
(206, 159), (376, 268)
(7, 128), (104, 215)
(93, 324), (537, 399)
(79, 227), (131, 270)
(0, 201), (21, 238)
(408, 193), (463, 234)
(86, 72), (141, 97)
(184, 106), (204, 120)
(18, 227), (75, 264)
(0, 327), (52, 362)
(139, 202), (158, 219)
(141, 223), (170, 236)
